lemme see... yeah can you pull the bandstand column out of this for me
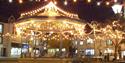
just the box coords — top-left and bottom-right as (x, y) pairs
(59, 32), (63, 58)
(34, 32), (37, 58)
(20, 34), (23, 58)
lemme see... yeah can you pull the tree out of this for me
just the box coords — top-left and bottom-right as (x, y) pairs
(102, 21), (125, 60)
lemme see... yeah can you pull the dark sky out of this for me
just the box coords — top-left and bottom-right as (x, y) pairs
(0, 0), (121, 23)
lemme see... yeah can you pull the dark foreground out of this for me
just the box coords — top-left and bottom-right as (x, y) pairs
(0, 58), (125, 63)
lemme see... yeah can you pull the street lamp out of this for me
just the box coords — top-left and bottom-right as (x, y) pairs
(112, 3), (123, 20)
(112, 4), (122, 14)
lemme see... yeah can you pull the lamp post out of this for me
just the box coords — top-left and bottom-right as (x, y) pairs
(112, 4), (123, 60)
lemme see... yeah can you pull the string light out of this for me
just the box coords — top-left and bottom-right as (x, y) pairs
(21, 2), (79, 19)
(106, 2), (110, 5)
(17, 2), (125, 47)
(36, 0), (40, 2)
(19, 0), (23, 4)
(14, 20), (124, 41)
(87, 0), (91, 3)
(10, 18), (125, 56)
(44, 0), (47, 2)
(73, 0), (77, 3)
(54, 1), (57, 5)
(97, 2), (101, 6)
(9, 0), (13, 3)
(8, 0), (117, 7)
(29, 0), (33, 2)
(114, 0), (117, 3)
(64, 1), (68, 5)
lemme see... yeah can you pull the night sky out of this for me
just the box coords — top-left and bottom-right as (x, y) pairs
(0, 0), (122, 23)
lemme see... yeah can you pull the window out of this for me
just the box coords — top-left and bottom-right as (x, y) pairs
(0, 37), (2, 44)
(106, 40), (113, 46)
(87, 38), (93, 44)
(0, 24), (2, 33)
(85, 49), (95, 56)
(80, 41), (83, 45)
(0, 24), (3, 44)
(11, 48), (21, 57)
(104, 48), (114, 53)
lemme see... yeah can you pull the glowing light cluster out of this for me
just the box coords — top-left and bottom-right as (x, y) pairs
(14, 17), (87, 41)
(18, 0), (23, 4)
(36, 0), (41, 2)
(4, 19), (125, 51)
(9, 0), (13, 3)
(64, 1), (68, 5)
(97, 2), (101, 6)
(14, 18), (125, 42)
(114, 0), (118, 3)
(87, 0), (91, 3)
(73, 0), (77, 3)
(112, 4), (123, 14)
(106, 2), (110, 5)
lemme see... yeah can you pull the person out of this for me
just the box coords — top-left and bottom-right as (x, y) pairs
(104, 55), (106, 62)
(99, 51), (102, 56)
(107, 53), (109, 61)
(69, 45), (73, 57)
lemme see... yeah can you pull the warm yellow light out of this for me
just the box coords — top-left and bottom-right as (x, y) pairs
(106, 2), (110, 5)
(29, 0), (33, 2)
(9, 0), (13, 3)
(29, 48), (32, 52)
(64, 1), (68, 5)
(20, 1), (79, 19)
(87, 0), (91, 3)
(36, 0), (40, 2)
(114, 0), (117, 2)
(54, 1), (57, 5)
(30, 37), (33, 40)
(19, 0), (23, 4)
(73, 0), (77, 2)
(16, 28), (22, 35)
(97, 2), (101, 6)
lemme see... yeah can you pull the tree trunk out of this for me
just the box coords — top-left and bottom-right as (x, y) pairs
(114, 45), (118, 60)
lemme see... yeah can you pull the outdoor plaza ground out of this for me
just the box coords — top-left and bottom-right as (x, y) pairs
(0, 57), (125, 63)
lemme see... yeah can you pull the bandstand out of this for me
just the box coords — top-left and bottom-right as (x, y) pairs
(14, 2), (86, 58)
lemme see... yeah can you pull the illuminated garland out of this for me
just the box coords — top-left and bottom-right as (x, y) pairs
(8, 0), (121, 5)
(21, 2), (79, 19)
(3, 21), (125, 44)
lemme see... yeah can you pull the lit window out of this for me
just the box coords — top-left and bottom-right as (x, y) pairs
(11, 48), (21, 56)
(80, 41), (83, 45)
(62, 48), (66, 52)
(56, 49), (59, 51)
(0, 24), (3, 44)
(0, 37), (2, 44)
(104, 48), (114, 53)
(0, 24), (3, 33)
(87, 38), (93, 44)
(85, 49), (94, 56)
(106, 40), (113, 45)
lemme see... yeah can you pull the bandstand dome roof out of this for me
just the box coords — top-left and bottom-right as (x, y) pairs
(15, 2), (86, 34)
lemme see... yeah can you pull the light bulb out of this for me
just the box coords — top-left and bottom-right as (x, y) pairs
(64, 1), (67, 5)
(9, 0), (13, 3)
